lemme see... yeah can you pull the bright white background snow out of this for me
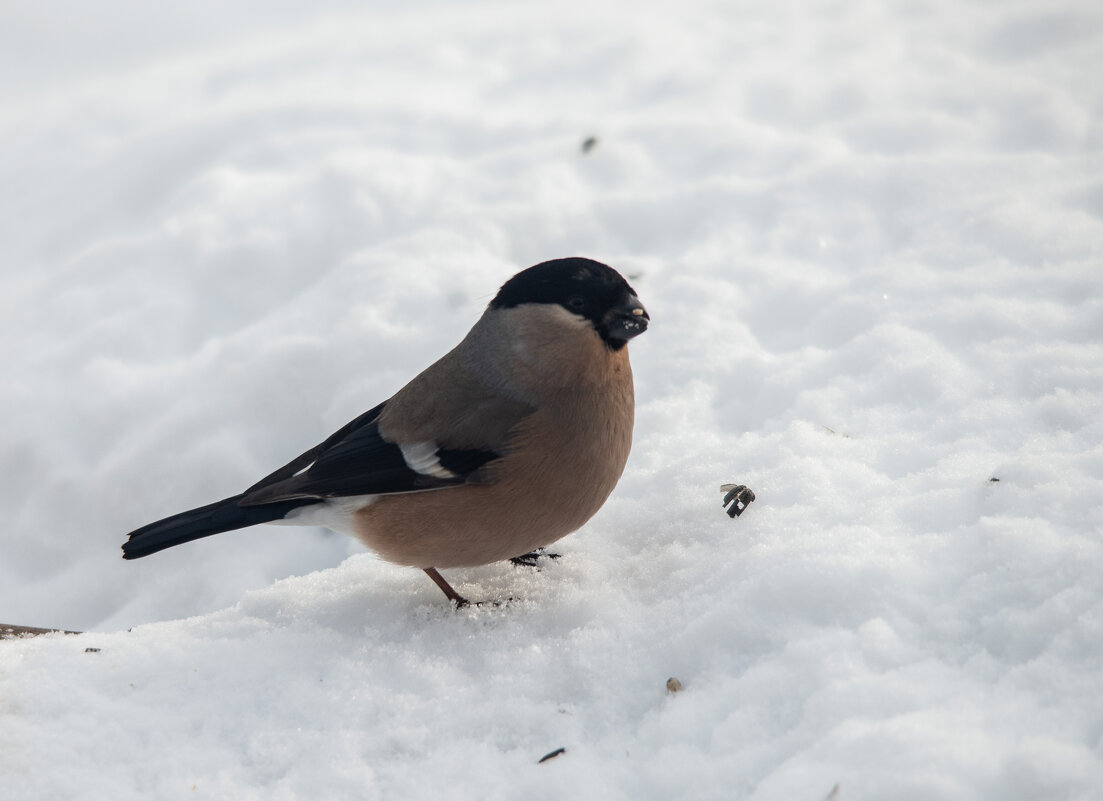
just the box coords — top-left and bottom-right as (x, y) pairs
(2, 1), (1102, 798)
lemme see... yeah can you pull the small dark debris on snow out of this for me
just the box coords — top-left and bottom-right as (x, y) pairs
(538, 747), (566, 764)
(581, 136), (598, 154)
(989, 477), (1000, 482)
(666, 677), (684, 693)
(85, 647), (101, 653)
(721, 484), (756, 517)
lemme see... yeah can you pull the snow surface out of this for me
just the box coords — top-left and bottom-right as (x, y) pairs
(2, 1), (1103, 798)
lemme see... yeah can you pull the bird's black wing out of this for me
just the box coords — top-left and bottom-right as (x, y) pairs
(238, 401), (500, 506)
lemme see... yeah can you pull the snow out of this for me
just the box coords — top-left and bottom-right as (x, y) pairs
(2, 1), (1102, 798)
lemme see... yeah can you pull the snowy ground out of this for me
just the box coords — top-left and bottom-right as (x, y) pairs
(2, 1), (1102, 798)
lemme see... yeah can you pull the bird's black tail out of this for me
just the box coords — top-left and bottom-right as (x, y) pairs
(122, 494), (320, 559)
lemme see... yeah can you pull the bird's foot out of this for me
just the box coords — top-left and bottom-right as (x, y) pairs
(471, 596), (516, 609)
(423, 567), (472, 607)
(423, 567), (516, 609)
(509, 548), (561, 568)
(721, 484), (756, 517)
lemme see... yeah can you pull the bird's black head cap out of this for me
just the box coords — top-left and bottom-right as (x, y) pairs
(490, 257), (648, 349)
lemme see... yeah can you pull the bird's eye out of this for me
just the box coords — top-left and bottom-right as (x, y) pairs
(566, 295), (587, 311)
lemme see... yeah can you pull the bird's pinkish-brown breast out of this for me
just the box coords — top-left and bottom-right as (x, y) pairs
(354, 339), (635, 569)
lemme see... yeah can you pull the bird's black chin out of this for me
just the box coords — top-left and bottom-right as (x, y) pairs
(601, 295), (649, 347)
(604, 313), (648, 341)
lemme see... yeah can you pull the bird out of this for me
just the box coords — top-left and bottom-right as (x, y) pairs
(122, 257), (649, 606)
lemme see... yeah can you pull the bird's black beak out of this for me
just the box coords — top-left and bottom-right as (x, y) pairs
(603, 294), (649, 342)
